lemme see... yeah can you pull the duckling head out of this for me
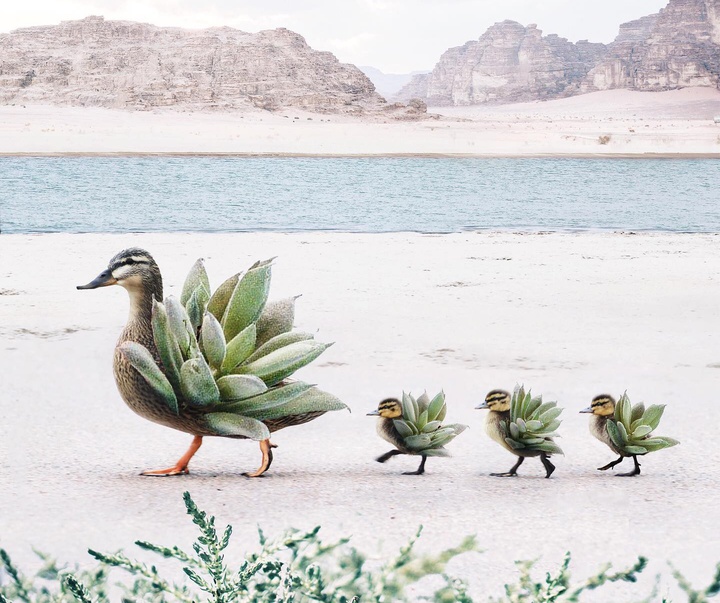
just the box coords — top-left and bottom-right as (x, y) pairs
(580, 394), (616, 416)
(77, 248), (162, 299)
(476, 389), (511, 412)
(367, 398), (403, 418)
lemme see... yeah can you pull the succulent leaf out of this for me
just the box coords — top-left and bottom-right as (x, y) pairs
(632, 424), (653, 438)
(505, 437), (526, 450)
(423, 448), (451, 457)
(416, 392), (431, 412)
(180, 259), (211, 306)
(179, 357), (220, 407)
(416, 410), (428, 431)
(401, 392), (417, 423)
(539, 407), (563, 424)
(531, 402), (556, 420)
(151, 299), (183, 392)
(426, 391), (445, 422)
(118, 341), (178, 415)
(422, 420), (442, 433)
(204, 413), (270, 441)
(221, 324), (257, 374)
(216, 375), (268, 401)
(525, 419), (543, 431)
(509, 422), (520, 440)
(240, 386), (347, 422)
(234, 340), (332, 387)
(200, 312), (226, 372)
(405, 433), (433, 451)
(219, 381), (313, 415)
(616, 420), (630, 445)
(255, 296), (298, 348)
(631, 402), (646, 424)
(393, 420), (414, 438)
(185, 285), (210, 332)
(207, 273), (240, 322)
(165, 295), (191, 358)
(641, 404), (666, 430)
(606, 420), (623, 449)
(222, 261), (273, 341)
(624, 445), (648, 455)
(516, 418), (527, 434)
(243, 331), (315, 365)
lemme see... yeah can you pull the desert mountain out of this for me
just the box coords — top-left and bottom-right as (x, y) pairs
(397, 0), (720, 105)
(0, 15), (424, 117)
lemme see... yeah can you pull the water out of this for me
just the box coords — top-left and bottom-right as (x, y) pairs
(1, 157), (719, 233)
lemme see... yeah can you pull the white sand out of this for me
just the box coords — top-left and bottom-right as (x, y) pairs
(1, 88), (719, 156)
(2, 231), (719, 598)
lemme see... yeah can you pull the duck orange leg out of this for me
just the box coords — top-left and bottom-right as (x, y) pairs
(141, 436), (203, 476)
(244, 439), (278, 478)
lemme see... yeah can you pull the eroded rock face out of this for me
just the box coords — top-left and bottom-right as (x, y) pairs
(582, 0), (720, 91)
(396, 21), (606, 105)
(397, 0), (720, 105)
(0, 16), (390, 113)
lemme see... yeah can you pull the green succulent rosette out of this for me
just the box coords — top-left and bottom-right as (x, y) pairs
(393, 391), (467, 456)
(118, 258), (347, 441)
(606, 392), (679, 455)
(501, 385), (564, 455)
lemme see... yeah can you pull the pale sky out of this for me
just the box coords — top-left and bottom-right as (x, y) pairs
(3, 0), (669, 73)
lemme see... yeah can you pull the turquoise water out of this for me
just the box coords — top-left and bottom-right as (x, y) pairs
(1, 157), (718, 233)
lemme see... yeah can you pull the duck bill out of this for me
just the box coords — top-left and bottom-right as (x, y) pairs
(579, 406), (594, 414)
(77, 269), (117, 290)
(366, 410), (380, 416)
(475, 401), (489, 410)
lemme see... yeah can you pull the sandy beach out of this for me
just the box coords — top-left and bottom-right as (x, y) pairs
(2, 231), (719, 598)
(1, 88), (719, 156)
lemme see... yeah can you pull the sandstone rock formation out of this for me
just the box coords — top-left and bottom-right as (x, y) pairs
(0, 15), (426, 117)
(581, 0), (720, 92)
(397, 0), (720, 105)
(396, 21), (606, 105)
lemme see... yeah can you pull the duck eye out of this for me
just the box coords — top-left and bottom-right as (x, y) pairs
(125, 258), (135, 265)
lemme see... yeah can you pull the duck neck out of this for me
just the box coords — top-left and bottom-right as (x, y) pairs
(123, 276), (163, 338)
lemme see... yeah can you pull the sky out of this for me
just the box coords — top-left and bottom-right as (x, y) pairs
(3, 0), (670, 73)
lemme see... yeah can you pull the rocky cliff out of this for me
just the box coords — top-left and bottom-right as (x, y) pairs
(582, 0), (720, 92)
(397, 0), (720, 105)
(0, 16), (422, 116)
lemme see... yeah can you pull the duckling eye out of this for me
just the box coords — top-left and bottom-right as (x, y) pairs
(125, 258), (135, 266)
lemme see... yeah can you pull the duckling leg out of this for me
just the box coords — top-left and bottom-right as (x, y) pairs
(597, 456), (624, 471)
(617, 455), (641, 477)
(141, 436), (203, 476)
(540, 452), (555, 478)
(402, 455), (427, 476)
(491, 456), (524, 477)
(244, 439), (277, 478)
(376, 450), (403, 463)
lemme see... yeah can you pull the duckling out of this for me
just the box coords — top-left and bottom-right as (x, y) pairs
(367, 392), (467, 475)
(476, 388), (563, 478)
(78, 248), (345, 477)
(580, 393), (679, 477)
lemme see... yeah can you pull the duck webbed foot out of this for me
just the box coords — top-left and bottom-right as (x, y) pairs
(491, 456), (524, 477)
(141, 436), (203, 477)
(244, 439), (278, 478)
(540, 452), (556, 478)
(616, 455), (641, 477)
(597, 455), (624, 471)
(402, 455), (427, 476)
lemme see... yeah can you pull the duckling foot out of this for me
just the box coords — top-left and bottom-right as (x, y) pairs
(491, 456), (524, 477)
(141, 436), (203, 477)
(616, 455), (641, 477)
(540, 452), (556, 478)
(597, 456), (624, 471)
(243, 439), (277, 478)
(402, 455), (427, 476)
(376, 450), (403, 463)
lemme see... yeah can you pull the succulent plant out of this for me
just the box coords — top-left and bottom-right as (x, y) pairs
(393, 391), (467, 457)
(606, 393), (679, 455)
(119, 257), (347, 442)
(501, 385), (564, 456)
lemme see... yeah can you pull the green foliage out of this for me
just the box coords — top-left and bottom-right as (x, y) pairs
(122, 257), (347, 439)
(394, 391), (468, 455)
(503, 385), (564, 455)
(670, 562), (720, 603)
(608, 393), (680, 455)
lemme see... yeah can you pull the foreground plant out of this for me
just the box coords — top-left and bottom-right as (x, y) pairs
(367, 391), (468, 474)
(476, 386), (563, 478)
(581, 392), (679, 476)
(78, 249), (347, 477)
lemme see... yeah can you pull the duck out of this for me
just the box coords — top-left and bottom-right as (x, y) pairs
(475, 388), (560, 478)
(367, 392), (467, 475)
(368, 398), (428, 475)
(579, 393), (683, 477)
(78, 247), (343, 477)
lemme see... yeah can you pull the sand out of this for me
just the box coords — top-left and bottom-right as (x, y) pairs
(2, 231), (719, 599)
(1, 88), (719, 156)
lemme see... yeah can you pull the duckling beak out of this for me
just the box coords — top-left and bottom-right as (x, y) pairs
(77, 269), (118, 290)
(366, 410), (380, 416)
(475, 401), (489, 410)
(579, 406), (594, 414)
